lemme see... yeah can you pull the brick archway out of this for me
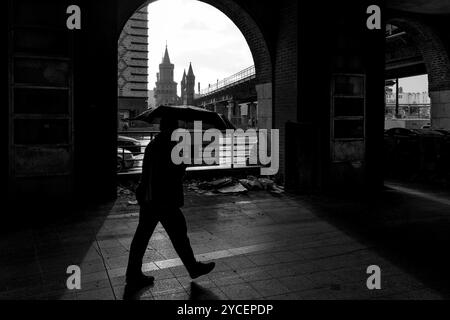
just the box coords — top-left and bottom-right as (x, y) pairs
(118, 0), (273, 86)
(118, 0), (274, 130)
(388, 17), (450, 129)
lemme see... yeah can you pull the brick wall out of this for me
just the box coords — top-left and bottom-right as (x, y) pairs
(273, 0), (298, 180)
(388, 17), (450, 92)
(202, 0), (274, 85)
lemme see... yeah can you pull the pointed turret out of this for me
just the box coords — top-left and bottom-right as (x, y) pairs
(187, 62), (194, 77)
(181, 69), (186, 86)
(162, 44), (171, 64)
(185, 62), (195, 105)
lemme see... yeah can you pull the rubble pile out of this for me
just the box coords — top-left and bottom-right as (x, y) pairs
(187, 176), (284, 196)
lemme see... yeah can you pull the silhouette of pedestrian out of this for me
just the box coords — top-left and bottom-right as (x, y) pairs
(125, 116), (215, 290)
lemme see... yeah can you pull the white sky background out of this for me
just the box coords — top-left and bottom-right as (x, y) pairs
(146, 0), (254, 95)
(396, 74), (428, 93)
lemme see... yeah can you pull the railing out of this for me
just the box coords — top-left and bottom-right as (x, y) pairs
(117, 130), (261, 175)
(199, 65), (255, 97)
(385, 104), (431, 120)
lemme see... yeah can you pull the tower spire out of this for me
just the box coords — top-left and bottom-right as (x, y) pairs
(162, 43), (171, 64)
(187, 62), (194, 77)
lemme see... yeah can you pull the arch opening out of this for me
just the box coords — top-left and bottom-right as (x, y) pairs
(384, 18), (450, 185)
(116, 0), (273, 175)
(385, 18), (450, 130)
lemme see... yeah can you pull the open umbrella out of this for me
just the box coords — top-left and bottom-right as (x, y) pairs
(131, 105), (235, 131)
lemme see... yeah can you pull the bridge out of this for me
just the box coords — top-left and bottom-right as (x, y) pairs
(385, 24), (426, 80)
(194, 66), (258, 128)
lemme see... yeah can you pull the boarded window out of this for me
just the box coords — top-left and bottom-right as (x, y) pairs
(14, 58), (70, 86)
(14, 88), (69, 114)
(14, 28), (69, 56)
(14, 119), (69, 145)
(334, 119), (364, 139)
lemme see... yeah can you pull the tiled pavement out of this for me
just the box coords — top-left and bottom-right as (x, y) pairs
(0, 183), (449, 300)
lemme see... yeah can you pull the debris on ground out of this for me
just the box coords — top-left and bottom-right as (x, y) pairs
(217, 183), (248, 194)
(198, 178), (234, 190)
(118, 176), (283, 198)
(187, 176), (284, 196)
(269, 185), (284, 196)
(117, 186), (132, 195)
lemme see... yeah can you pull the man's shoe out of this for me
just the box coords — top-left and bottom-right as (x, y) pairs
(126, 273), (155, 287)
(189, 262), (215, 279)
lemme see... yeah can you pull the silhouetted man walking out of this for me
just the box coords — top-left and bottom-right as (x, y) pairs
(125, 117), (215, 288)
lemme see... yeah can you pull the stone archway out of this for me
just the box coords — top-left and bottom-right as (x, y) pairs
(117, 0), (273, 129)
(388, 17), (450, 129)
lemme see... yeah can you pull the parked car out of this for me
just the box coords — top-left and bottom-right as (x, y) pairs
(118, 135), (142, 155)
(385, 127), (421, 137)
(117, 148), (135, 172)
(435, 129), (450, 136)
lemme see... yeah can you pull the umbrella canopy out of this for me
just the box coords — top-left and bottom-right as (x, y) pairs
(131, 105), (235, 131)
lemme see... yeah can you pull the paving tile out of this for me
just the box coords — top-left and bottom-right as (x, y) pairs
(0, 188), (445, 300)
(153, 291), (190, 300)
(249, 279), (290, 297)
(221, 283), (261, 300)
(222, 256), (256, 270)
(76, 287), (115, 300)
(105, 255), (129, 269)
(107, 267), (127, 279)
(189, 286), (227, 300)
(80, 260), (107, 274)
(154, 258), (183, 269)
(177, 276), (217, 290)
(289, 287), (339, 300)
(278, 275), (316, 292)
(209, 270), (244, 287)
(148, 278), (185, 296)
(82, 270), (109, 283)
(112, 285), (126, 300)
(80, 278), (111, 292)
(236, 267), (273, 282)
(246, 253), (280, 266)
(152, 268), (178, 280)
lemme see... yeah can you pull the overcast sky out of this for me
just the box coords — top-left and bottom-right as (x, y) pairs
(147, 0), (253, 95)
(397, 75), (428, 93)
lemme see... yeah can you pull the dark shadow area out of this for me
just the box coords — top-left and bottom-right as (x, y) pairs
(296, 184), (450, 298)
(0, 200), (115, 299)
(189, 282), (220, 300)
(122, 281), (220, 300)
(123, 282), (155, 300)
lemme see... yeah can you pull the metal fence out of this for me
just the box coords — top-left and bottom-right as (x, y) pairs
(199, 65), (255, 96)
(385, 104), (431, 119)
(117, 130), (261, 175)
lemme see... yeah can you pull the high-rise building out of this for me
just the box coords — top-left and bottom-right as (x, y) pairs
(117, 6), (149, 129)
(154, 45), (179, 106)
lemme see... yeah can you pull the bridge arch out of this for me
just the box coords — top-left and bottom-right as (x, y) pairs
(387, 16), (450, 128)
(118, 0), (273, 87)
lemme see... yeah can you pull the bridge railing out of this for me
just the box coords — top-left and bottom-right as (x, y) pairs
(385, 104), (430, 119)
(199, 65), (255, 97)
(117, 130), (261, 175)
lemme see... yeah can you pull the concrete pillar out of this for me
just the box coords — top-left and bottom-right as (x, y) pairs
(255, 83), (272, 129)
(227, 101), (234, 123)
(239, 103), (249, 129)
(215, 102), (227, 116)
(430, 90), (450, 129)
(248, 102), (257, 128)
